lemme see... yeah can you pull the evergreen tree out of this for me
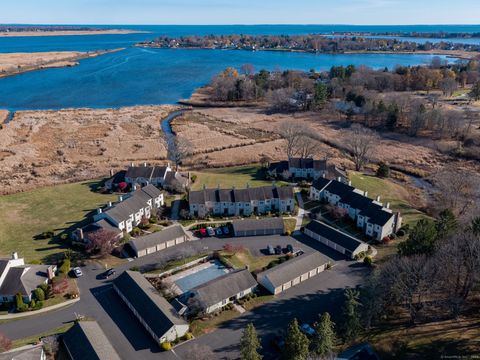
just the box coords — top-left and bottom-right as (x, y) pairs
(240, 323), (262, 360)
(398, 219), (438, 256)
(284, 318), (309, 360)
(376, 162), (390, 178)
(313, 312), (336, 358)
(435, 209), (457, 239)
(341, 289), (362, 342)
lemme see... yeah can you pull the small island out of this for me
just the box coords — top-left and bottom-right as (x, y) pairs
(0, 25), (146, 37)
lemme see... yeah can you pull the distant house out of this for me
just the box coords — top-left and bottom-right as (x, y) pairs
(310, 178), (402, 240)
(188, 269), (257, 314)
(232, 218), (285, 237)
(0, 253), (56, 303)
(257, 252), (330, 295)
(62, 321), (121, 360)
(189, 185), (295, 218)
(105, 163), (189, 191)
(113, 271), (189, 344)
(304, 220), (370, 259)
(336, 343), (380, 360)
(0, 344), (45, 360)
(268, 158), (348, 182)
(93, 184), (164, 234)
(127, 225), (189, 257)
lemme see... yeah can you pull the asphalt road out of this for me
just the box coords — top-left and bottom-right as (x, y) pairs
(1, 234), (366, 360)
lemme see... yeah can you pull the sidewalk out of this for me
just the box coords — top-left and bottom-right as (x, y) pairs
(0, 297), (80, 320)
(294, 191), (307, 234)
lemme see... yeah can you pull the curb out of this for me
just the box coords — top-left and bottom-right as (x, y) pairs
(0, 297), (80, 320)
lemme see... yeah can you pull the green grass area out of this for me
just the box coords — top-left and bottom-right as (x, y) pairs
(0, 181), (117, 263)
(349, 172), (430, 226)
(242, 293), (274, 312)
(221, 249), (282, 272)
(190, 165), (286, 191)
(11, 323), (73, 349)
(190, 309), (239, 337)
(283, 218), (296, 233)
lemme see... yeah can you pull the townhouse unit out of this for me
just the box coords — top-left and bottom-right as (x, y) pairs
(188, 185), (295, 218)
(268, 158), (348, 182)
(93, 184), (164, 234)
(310, 177), (402, 240)
(188, 269), (257, 314)
(0, 253), (56, 303)
(113, 271), (189, 344)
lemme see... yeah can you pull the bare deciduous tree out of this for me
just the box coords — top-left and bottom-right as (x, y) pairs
(86, 229), (118, 257)
(278, 121), (318, 160)
(166, 137), (193, 171)
(344, 124), (378, 171)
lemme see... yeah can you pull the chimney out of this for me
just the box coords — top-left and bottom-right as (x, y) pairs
(97, 208), (102, 215)
(364, 191), (368, 197)
(47, 266), (55, 280)
(376, 195), (381, 202)
(322, 173), (326, 178)
(337, 177), (341, 182)
(386, 202), (390, 209)
(108, 201), (113, 208)
(118, 195), (123, 202)
(144, 162), (147, 167)
(78, 228), (84, 240)
(110, 169), (114, 177)
(348, 180), (352, 186)
(11, 252), (18, 260)
(130, 162), (134, 167)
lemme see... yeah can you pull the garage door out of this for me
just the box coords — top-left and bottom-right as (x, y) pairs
(156, 243), (166, 251)
(300, 273), (309, 281)
(166, 240), (175, 247)
(176, 237), (184, 244)
(282, 282), (291, 291)
(309, 269), (317, 277)
(292, 277), (300, 286)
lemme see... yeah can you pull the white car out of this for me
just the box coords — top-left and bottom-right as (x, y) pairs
(72, 267), (83, 278)
(206, 226), (215, 236)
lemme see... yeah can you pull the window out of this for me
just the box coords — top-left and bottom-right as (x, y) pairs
(239, 291), (245, 297)
(222, 299), (227, 305)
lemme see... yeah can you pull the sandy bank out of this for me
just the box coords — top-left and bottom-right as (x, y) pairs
(0, 29), (147, 37)
(0, 49), (124, 78)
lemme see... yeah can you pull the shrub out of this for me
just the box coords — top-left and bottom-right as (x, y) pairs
(161, 342), (172, 351)
(382, 237), (391, 245)
(397, 229), (406, 237)
(131, 227), (142, 236)
(364, 256), (373, 267)
(58, 259), (71, 275)
(182, 332), (193, 341)
(376, 162), (390, 178)
(389, 233), (397, 240)
(15, 293), (27, 312)
(40, 230), (55, 239)
(34, 287), (45, 301)
(60, 233), (69, 241)
(191, 174), (197, 183)
(284, 230), (292, 236)
(130, 266), (140, 272)
(31, 300), (43, 310)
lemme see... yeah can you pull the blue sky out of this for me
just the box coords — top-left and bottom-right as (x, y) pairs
(1, 0), (479, 25)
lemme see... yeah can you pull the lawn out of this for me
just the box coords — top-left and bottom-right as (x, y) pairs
(221, 249), (282, 272)
(190, 309), (239, 337)
(0, 181), (117, 263)
(349, 172), (430, 226)
(11, 323), (74, 349)
(190, 165), (286, 191)
(283, 218), (296, 233)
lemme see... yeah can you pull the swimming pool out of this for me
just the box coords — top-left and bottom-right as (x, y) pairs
(175, 262), (228, 293)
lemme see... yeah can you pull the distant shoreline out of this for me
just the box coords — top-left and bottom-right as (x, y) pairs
(0, 29), (147, 37)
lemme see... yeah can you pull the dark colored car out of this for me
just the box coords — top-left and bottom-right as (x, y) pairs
(101, 268), (116, 279)
(286, 244), (294, 253)
(275, 245), (282, 255)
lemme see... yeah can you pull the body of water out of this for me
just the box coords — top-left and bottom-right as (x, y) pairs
(0, 24), (478, 110)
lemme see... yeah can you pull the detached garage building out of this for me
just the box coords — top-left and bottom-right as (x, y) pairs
(304, 220), (369, 259)
(128, 224), (189, 257)
(113, 271), (189, 344)
(257, 252), (330, 295)
(232, 218), (285, 237)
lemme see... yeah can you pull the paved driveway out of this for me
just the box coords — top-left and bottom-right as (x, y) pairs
(2, 234), (366, 360)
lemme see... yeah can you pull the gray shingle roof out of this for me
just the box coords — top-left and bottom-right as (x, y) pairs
(126, 166), (154, 179)
(192, 269), (257, 308)
(289, 158), (327, 170)
(257, 252), (330, 288)
(114, 271), (187, 338)
(189, 186), (294, 205)
(305, 220), (367, 252)
(63, 321), (121, 360)
(0, 265), (51, 297)
(129, 225), (187, 252)
(232, 218), (285, 233)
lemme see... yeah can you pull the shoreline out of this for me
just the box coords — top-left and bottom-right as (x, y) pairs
(0, 48), (125, 79)
(0, 29), (148, 37)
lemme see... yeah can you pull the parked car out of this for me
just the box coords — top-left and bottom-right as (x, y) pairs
(286, 244), (294, 253)
(267, 245), (275, 255)
(198, 228), (207, 237)
(72, 267), (83, 278)
(292, 249), (304, 257)
(271, 335), (285, 351)
(300, 323), (316, 337)
(222, 226), (230, 235)
(206, 226), (215, 236)
(102, 268), (116, 279)
(215, 227), (223, 236)
(275, 245), (282, 255)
